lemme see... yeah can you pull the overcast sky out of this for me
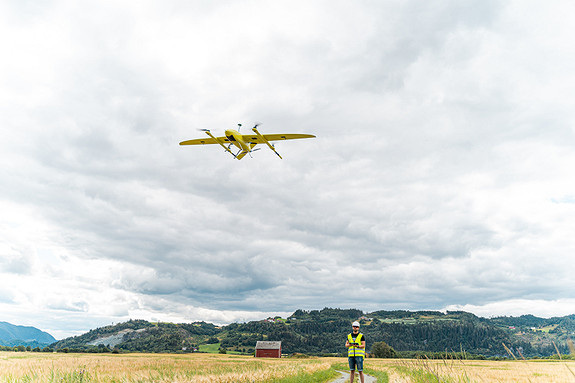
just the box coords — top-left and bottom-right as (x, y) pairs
(1, 0), (575, 339)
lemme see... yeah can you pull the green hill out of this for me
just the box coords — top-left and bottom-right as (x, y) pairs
(52, 319), (219, 353)
(49, 309), (575, 357)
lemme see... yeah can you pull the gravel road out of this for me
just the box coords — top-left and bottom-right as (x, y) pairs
(330, 370), (377, 383)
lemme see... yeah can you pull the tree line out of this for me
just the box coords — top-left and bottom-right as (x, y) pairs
(26, 308), (575, 357)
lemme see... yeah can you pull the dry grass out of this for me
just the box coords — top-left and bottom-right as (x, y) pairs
(363, 358), (575, 382)
(0, 352), (332, 383)
(2, 352), (575, 382)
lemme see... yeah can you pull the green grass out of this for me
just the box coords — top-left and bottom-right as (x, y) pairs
(539, 325), (558, 333)
(198, 343), (221, 353)
(393, 361), (473, 383)
(395, 365), (448, 383)
(270, 368), (338, 383)
(363, 367), (390, 383)
(331, 362), (389, 383)
(197, 343), (245, 355)
(4, 368), (92, 383)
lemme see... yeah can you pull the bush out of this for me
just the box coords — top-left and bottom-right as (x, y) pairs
(370, 341), (396, 358)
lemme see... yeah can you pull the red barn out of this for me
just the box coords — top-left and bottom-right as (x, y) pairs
(255, 341), (281, 358)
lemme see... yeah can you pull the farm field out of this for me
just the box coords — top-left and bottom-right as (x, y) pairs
(1, 352), (574, 382)
(0, 352), (336, 383)
(362, 358), (575, 382)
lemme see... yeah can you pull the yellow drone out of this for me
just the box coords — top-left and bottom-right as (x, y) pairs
(179, 123), (315, 160)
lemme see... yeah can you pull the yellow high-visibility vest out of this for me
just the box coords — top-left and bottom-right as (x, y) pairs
(347, 333), (365, 358)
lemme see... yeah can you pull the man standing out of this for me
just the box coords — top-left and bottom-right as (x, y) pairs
(345, 321), (366, 383)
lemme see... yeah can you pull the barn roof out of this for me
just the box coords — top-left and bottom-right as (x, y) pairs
(255, 341), (281, 350)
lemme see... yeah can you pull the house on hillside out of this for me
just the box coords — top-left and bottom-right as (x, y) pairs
(255, 341), (281, 358)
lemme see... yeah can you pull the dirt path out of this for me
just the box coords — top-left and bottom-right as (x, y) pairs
(330, 370), (377, 383)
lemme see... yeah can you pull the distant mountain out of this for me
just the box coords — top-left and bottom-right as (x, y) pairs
(0, 321), (56, 347)
(50, 309), (575, 357)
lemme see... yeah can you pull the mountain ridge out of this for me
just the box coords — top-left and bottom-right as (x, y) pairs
(49, 309), (575, 357)
(0, 321), (56, 347)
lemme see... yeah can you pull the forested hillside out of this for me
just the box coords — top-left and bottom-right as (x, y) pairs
(52, 319), (219, 353)
(218, 309), (534, 357)
(48, 309), (575, 357)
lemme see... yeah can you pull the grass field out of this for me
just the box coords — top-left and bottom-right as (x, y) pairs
(363, 357), (575, 382)
(1, 352), (574, 382)
(0, 352), (336, 383)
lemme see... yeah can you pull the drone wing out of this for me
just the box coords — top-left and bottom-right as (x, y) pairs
(240, 133), (316, 144)
(179, 136), (230, 145)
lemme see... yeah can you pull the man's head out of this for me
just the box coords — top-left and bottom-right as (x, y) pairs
(352, 321), (360, 333)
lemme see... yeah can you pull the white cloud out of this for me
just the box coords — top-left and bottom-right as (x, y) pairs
(0, 0), (574, 338)
(445, 299), (575, 319)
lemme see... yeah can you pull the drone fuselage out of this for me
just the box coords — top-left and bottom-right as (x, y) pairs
(225, 129), (250, 153)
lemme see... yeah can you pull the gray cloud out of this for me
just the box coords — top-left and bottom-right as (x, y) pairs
(1, 0), (574, 337)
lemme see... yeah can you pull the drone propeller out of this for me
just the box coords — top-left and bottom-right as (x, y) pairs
(252, 122), (262, 129)
(198, 128), (210, 132)
(248, 148), (262, 158)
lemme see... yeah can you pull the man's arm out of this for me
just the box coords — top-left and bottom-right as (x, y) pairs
(360, 340), (366, 349)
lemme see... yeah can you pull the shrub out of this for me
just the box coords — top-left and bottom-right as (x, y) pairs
(371, 341), (397, 358)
